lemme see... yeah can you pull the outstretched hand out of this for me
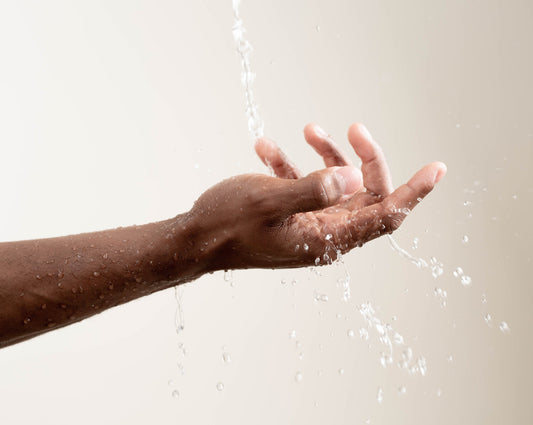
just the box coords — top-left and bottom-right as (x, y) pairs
(190, 123), (446, 271)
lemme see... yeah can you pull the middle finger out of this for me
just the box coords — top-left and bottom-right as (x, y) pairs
(304, 123), (353, 168)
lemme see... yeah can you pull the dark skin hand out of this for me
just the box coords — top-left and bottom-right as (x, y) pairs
(0, 122), (445, 348)
(201, 122), (446, 269)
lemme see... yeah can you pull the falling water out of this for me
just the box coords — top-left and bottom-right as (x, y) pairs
(358, 302), (427, 376)
(227, 3), (516, 409)
(386, 235), (428, 269)
(232, 0), (264, 141)
(174, 286), (185, 334)
(169, 285), (186, 398)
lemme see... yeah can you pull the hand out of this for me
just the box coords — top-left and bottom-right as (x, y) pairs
(189, 123), (446, 271)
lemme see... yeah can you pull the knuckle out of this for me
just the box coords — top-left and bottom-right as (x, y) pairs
(246, 185), (270, 211)
(310, 174), (332, 209)
(381, 211), (405, 233)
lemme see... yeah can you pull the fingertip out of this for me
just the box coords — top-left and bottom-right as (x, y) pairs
(347, 122), (371, 141)
(303, 122), (317, 135)
(347, 123), (380, 161)
(433, 161), (447, 184)
(254, 137), (274, 154)
(304, 122), (329, 141)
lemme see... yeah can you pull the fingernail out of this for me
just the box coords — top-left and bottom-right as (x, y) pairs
(358, 124), (374, 141)
(434, 162), (447, 184)
(333, 166), (362, 195)
(314, 124), (330, 139)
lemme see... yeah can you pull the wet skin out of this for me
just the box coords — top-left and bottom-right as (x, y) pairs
(0, 123), (445, 348)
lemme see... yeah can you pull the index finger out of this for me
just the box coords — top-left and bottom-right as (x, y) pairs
(338, 162), (446, 246)
(304, 123), (353, 168)
(255, 138), (303, 179)
(347, 123), (394, 196)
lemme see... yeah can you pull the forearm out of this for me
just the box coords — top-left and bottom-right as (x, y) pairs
(0, 212), (212, 348)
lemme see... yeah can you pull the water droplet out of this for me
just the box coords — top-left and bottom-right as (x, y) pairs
(380, 353), (389, 368)
(93, 271), (100, 277)
(223, 270), (233, 282)
(171, 390), (180, 398)
(481, 293), (487, 304)
(484, 313), (493, 326)
(460, 275), (472, 286)
(499, 321), (510, 334)
(393, 332), (404, 345)
(216, 382), (224, 391)
(347, 329), (355, 338)
(446, 354), (454, 363)
(289, 330), (296, 339)
(303, 243), (309, 251)
(512, 194), (517, 200)
(411, 237), (419, 250)
(376, 386), (384, 404)
(461, 235), (469, 244)
(295, 372), (303, 383)
(359, 328), (369, 341)
(325, 234), (332, 241)
(430, 257), (444, 278)
(338, 368), (345, 376)
(436, 388), (442, 397)
(402, 347), (413, 362)
(398, 386), (406, 395)
(315, 25), (321, 32)
(223, 352), (231, 363)
(314, 293), (328, 302)
(280, 279), (287, 285)
(463, 200), (472, 206)
(23, 318), (31, 325)
(417, 357), (427, 376)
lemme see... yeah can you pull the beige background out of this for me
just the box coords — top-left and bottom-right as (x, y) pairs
(0, 0), (531, 424)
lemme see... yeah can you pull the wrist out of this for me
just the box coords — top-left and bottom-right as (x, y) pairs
(159, 210), (228, 286)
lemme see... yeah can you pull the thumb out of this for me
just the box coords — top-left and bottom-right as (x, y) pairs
(276, 166), (363, 216)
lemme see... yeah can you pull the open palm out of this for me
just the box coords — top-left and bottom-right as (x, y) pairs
(254, 123), (446, 264)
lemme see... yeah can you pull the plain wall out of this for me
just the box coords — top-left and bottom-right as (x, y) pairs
(0, 1), (531, 424)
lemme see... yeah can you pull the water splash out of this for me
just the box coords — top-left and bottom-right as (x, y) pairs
(386, 235), (428, 269)
(359, 302), (427, 376)
(174, 286), (185, 334)
(499, 321), (511, 334)
(376, 386), (384, 404)
(232, 0), (264, 141)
